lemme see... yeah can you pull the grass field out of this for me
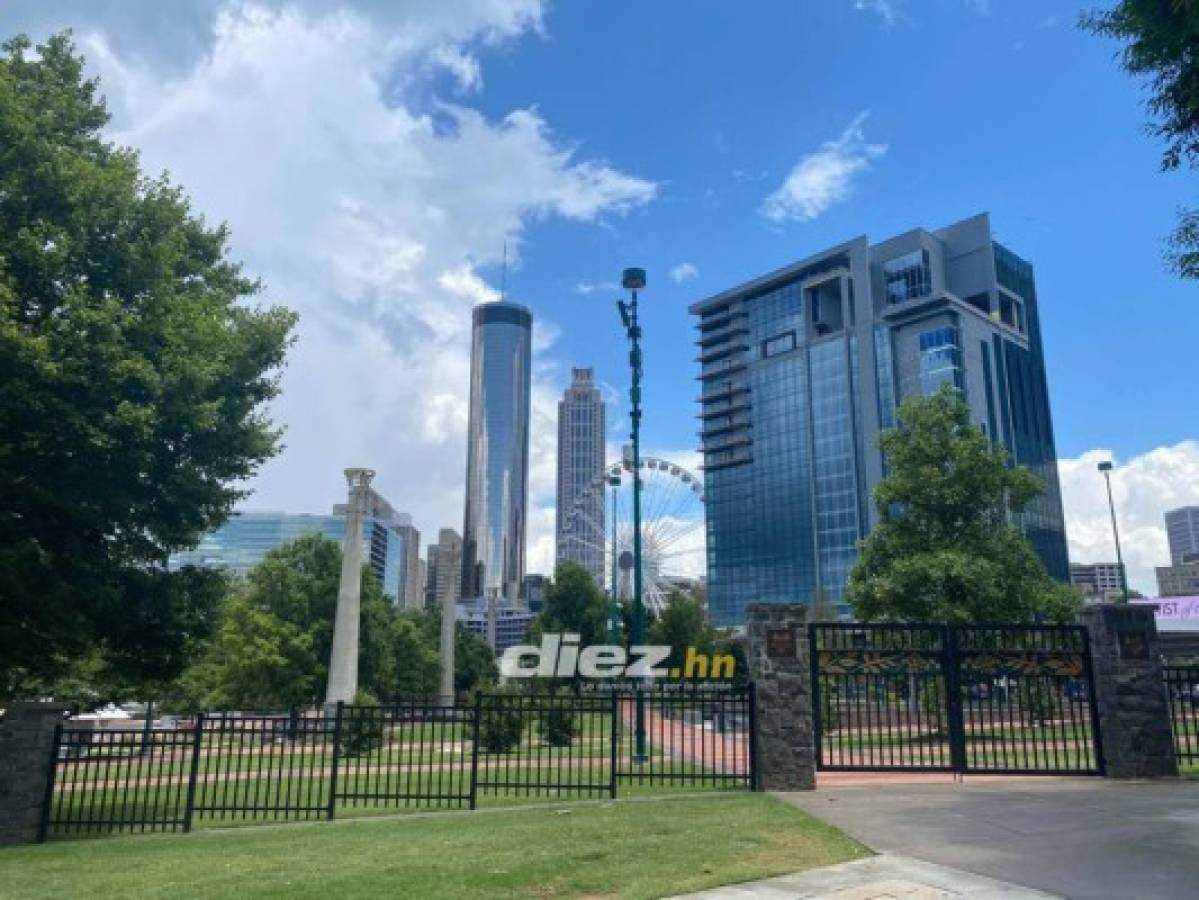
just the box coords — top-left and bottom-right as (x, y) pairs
(0, 794), (867, 899)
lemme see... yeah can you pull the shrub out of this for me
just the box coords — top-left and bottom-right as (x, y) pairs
(479, 698), (525, 753)
(338, 689), (385, 757)
(539, 698), (577, 747)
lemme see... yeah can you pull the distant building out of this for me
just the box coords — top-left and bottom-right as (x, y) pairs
(1157, 561), (1199, 598)
(427, 528), (464, 605)
(521, 573), (548, 613)
(170, 488), (418, 605)
(394, 518), (422, 610)
(1070, 562), (1126, 602)
(690, 213), (1070, 625)
(462, 301), (532, 604)
(1166, 506), (1199, 565)
(457, 598), (533, 654)
(555, 367), (606, 585)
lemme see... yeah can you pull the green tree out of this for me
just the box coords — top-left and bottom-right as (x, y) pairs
(0, 33), (296, 697)
(648, 592), (715, 672)
(531, 562), (610, 648)
(846, 387), (1080, 625)
(1082, 1), (1199, 278)
(181, 535), (399, 709)
(406, 608), (498, 697)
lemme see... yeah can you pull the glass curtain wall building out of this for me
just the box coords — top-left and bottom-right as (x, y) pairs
(168, 499), (418, 604)
(691, 213), (1070, 626)
(461, 301), (533, 604)
(555, 367), (606, 585)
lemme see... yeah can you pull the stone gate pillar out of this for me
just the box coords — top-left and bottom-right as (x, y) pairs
(745, 603), (815, 790)
(1081, 603), (1178, 778)
(0, 702), (69, 845)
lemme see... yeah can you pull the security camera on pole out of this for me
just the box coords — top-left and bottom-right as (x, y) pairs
(617, 266), (649, 764)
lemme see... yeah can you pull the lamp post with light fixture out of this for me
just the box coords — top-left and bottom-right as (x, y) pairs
(1097, 460), (1130, 604)
(617, 267), (648, 762)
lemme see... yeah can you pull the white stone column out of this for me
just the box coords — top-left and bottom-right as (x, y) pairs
(326, 467), (374, 705)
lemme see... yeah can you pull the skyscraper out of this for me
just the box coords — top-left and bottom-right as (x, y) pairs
(1165, 506), (1199, 564)
(462, 301), (532, 604)
(690, 213), (1069, 626)
(428, 527), (464, 604)
(556, 367), (606, 584)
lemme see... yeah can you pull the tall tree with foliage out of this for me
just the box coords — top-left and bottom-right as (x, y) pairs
(1082, 1), (1199, 278)
(0, 34), (296, 697)
(846, 387), (1079, 624)
(530, 562), (610, 647)
(407, 608), (498, 697)
(176, 536), (397, 709)
(648, 592), (715, 672)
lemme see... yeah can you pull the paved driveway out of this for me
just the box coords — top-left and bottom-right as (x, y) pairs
(781, 777), (1199, 900)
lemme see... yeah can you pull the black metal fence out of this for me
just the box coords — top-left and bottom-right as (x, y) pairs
(810, 623), (1104, 775)
(1165, 666), (1199, 768)
(41, 686), (754, 840)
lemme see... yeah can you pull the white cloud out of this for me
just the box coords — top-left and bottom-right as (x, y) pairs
(57, 1), (655, 563)
(853, 0), (904, 26)
(573, 280), (618, 295)
(761, 111), (887, 223)
(668, 262), (699, 283)
(1059, 441), (1199, 596)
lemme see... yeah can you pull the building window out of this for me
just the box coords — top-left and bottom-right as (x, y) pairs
(762, 331), (796, 358)
(883, 249), (932, 305)
(918, 325), (963, 395)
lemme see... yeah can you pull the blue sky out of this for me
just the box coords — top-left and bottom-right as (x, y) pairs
(2, 0), (1195, 592)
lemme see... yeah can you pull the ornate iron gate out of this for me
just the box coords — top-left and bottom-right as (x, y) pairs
(810, 624), (1104, 775)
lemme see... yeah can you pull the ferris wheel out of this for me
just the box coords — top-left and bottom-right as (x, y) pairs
(561, 454), (706, 617)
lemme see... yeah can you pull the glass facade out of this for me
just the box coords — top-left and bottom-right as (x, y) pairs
(462, 302), (532, 602)
(918, 325), (963, 395)
(809, 338), (863, 605)
(694, 218), (1071, 625)
(168, 510), (413, 602)
(883, 249), (931, 304)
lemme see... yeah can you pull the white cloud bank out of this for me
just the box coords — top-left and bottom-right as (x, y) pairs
(1059, 441), (1199, 596)
(761, 111), (886, 223)
(60, 1), (655, 575)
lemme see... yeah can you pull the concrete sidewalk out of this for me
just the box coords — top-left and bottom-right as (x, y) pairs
(674, 853), (1059, 898)
(779, 778), (1199, 900)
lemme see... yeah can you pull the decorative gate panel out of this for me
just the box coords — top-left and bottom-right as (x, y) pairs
(810, 624), (1103, 775)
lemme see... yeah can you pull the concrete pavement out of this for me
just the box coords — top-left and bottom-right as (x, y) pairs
(780, 777), (1199, 900)
(675, 853), (1059, 898)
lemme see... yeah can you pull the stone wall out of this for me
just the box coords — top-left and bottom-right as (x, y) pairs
(1081, 604), (1178, 779)
(745, 603), (815, 790)
(0, 703), (69, 845)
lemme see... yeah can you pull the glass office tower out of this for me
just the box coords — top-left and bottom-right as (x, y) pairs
(461, 301), (532, 603)
(691, 213), (1070, 626)
(555, 367), (606, 585)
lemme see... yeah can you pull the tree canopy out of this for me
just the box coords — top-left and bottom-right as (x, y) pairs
(0, 33), (296, 696)
(846, 387), (1079, 624)
(531, 562), (610, 647)
(1082, 1), (1199, 278)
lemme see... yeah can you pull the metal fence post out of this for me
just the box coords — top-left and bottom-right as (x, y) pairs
(326, 701), (343, 821)
(609, 690), (619, 799)
(748, 681), (759, 791)
(37, 722), (63, 843)
(944, 626), (967, 773)
(468, 693), (481, 810)
(183, 713), (205, 832)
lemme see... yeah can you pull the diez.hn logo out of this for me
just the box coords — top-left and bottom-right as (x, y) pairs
(500, 633), (736, 679)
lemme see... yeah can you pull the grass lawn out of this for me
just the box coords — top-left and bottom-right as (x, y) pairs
(0, 794), (866, 899)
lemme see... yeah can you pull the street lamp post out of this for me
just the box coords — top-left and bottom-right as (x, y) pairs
(608, 474), (621, 643)
(1098, 460), (1130, 604)
(617, 266), (648, 763)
